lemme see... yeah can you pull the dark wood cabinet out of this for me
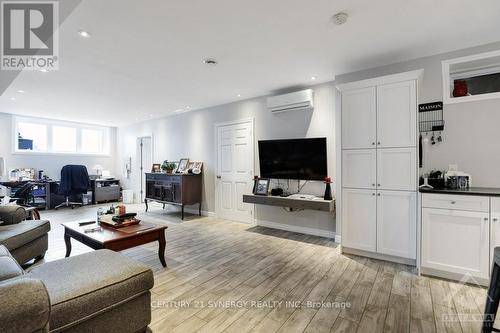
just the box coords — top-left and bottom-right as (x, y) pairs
(144, 173), (202, 220)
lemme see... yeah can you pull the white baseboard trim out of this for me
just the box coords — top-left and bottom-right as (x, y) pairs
(184, 208), (215, 217)
(342, 246), (416, 266)
(255, 219), (336, 239)
(334, 235), (341, 244)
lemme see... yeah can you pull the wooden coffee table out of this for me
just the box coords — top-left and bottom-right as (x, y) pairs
(62, 221), (168, 267)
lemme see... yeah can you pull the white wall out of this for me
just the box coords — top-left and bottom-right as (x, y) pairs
(116, 83), (337, 236)
(0, 112), (117, 181)
(335, 41), (500, 187)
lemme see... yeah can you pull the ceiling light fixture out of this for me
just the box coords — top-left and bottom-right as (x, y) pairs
(186, 106), (190, 109)
(16, 90), (25, 93)
(332, 12), (348, 25)
(10, 97), (16, 101)
(237, 94), (241, 97)
(39, 68), (48, 73)
(311, 76), (317, 81)
(203, 58), (218, 66)
(78, 30), (91, 38)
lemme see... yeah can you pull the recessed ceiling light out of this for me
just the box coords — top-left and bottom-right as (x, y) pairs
(78, 30), (91, 38)
(311, 76), (317, 81)
(332, 12), (348, 25)
(10, 97), (16, 101)
(203, 58), (218, 66)
(186, 106), (190, 109)
(16, 90), (25, 93)
(39, 68), (48, 73)
(237, 94), (241, 97)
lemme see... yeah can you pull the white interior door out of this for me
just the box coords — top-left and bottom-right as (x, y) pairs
(342, 188), (377, 252)
(377, 80), (416, 148)
(341, 87), (376, 149)
(377, 190), (416, 259)
(342, 149), (376, 189)
(216, 120), (254, 223)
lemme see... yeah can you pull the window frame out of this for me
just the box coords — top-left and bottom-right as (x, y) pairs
(12, 116), (111, 156)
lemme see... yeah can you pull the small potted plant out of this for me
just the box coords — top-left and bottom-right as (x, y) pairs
(161, 161), (177, 174)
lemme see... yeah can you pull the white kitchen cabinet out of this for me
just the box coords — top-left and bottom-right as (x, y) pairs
(377, 191), (417, 259)
(490, 197), (500, 269)
(342, 189), (377, 252)
(421, 207), (490, 280)
(377, 148), (416, 191)
(341, 87), (376, 149)
(342, 150), (376, 189)
(377, 81), (417, 148)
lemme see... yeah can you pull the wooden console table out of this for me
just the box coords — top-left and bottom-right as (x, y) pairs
(243, 194), (334, 212)
(144, 173), (202, 220)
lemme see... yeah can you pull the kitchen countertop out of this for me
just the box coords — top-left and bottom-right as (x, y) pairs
(419, 187), (500, 197)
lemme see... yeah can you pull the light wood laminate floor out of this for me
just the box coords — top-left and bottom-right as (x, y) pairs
(37, 203), (488, 333)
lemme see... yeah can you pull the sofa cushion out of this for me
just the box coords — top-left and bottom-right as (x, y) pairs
(0, 245), (25, 281)
(28, 249), (154, 331)
(0, 220), (50, 251)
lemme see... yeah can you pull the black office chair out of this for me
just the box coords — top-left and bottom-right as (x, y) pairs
(55, 165), (91, 210)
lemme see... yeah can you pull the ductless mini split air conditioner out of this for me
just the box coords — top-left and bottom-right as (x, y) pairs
(266, 89), (314, 113)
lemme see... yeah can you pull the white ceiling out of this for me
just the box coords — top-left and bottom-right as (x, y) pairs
(1, 0), (500, 126)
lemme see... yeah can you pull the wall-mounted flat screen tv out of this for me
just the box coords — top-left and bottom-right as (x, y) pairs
(258, 138), (327, 181)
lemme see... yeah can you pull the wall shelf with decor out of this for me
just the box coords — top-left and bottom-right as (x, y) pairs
(442, 49), (500, 104)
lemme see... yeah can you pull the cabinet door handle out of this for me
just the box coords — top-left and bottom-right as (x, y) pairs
(377, 184), (381, 187)
(377, 193), (381, 196)
(493, 218), (499, 222)
(372, 183), (375, 187)
(371, 142), (375, 146)
(450, 201), (456, 204)
(377, 142), (381, 145)
(484, 217), (489, 221)
(372, 193), (375, 196)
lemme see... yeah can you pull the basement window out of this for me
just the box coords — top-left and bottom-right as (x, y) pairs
(13, 116), (110, 155)
(442, 50), (500, 104)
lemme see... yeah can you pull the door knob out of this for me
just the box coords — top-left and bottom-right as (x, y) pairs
(216, 175), (221, 179)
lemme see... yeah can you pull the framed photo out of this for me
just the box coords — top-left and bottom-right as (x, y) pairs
(151, 164), (161, 173)
(176, 158), (190, 173)
(254, 178), (270, 196)
(194, 162), (203, 170)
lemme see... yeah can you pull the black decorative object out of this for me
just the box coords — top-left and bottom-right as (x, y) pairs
(323, 177), (332, 201)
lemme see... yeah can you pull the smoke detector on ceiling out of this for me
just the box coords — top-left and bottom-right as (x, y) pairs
(332, 12), (348, 25)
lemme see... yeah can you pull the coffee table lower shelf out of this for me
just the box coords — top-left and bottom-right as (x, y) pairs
(62, 221), (168, 267)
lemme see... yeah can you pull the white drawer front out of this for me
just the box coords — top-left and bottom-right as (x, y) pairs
(421, 193), (489, 212)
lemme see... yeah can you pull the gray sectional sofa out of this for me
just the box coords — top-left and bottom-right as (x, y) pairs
(0, 244), (154, 333)
(0, 205), (50, 264)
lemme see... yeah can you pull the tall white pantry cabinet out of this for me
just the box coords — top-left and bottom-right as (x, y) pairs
(337, 70), (422, 265)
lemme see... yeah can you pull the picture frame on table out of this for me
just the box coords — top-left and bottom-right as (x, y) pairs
(151, 164), (161, 173)
(254, 178), (270, 196)
(176, 158), (190, 173)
